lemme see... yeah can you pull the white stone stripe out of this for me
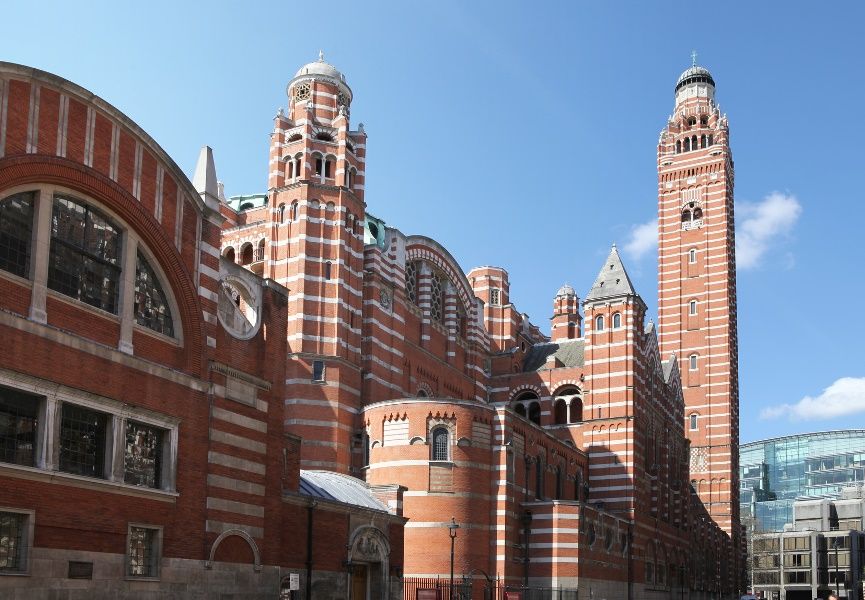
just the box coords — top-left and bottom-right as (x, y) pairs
(211, 406), (267, 433)
(209, 428), (266, 455)
(56, 94), (69, 157)
(25, 83), (39, 153)
(109, 122), (120, 180)
(132, 142), (143, 200)
(84, 106), (96, 167)
(207, 473), (265, 496)
(206, 496), (264, 518)
(0, 78), (7, 158)
(207, 451), (265, 476)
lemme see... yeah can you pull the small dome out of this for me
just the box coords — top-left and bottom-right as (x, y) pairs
(294, 50), (345, 82)
(556, 283), (576, 297)
(675, 65), (715, 91)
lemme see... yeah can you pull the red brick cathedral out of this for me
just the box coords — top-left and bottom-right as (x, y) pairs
(0, 55), (740, 599)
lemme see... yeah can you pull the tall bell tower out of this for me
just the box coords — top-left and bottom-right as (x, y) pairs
(268, 52), (368, 472)
(657, 56), (740, 541)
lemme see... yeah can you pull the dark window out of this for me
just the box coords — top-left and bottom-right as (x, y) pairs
(224, 247), (235, 262)
(124, 421), (163, 489)
(569, 399), (582, 423)
(528, 401), (541, 425)
(324, 261), (332, 280)
(612, 313), (621, 328)
(312, 360), (325, 382)
(127, 526), (158, 577)
(59, 403), (107, 479)
(535, 457), (543, 499)
(432, 427), (449, 461)
(240, 244), (253, 265)
(135, 252), (174, 337)
(555, 467), (563, 499)
(0, 191), (34, 278)
(684, 137), (690, 152)
(278, 204), (286, 223)
(0, 512), (25, 572)
(595, 315), (604, 331)
(0, 388), (39, 467)
(48, 196), (121, 313)
(675, 140), (681, 154)
(324, 159), (332, 178)
(290, 202), (298, 222)
(315, 158), (323, 176)
(553, 400), (567, 425)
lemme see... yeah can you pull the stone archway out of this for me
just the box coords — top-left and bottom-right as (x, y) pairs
(347, 526), (390, 600)
(205, 528), (262, 572)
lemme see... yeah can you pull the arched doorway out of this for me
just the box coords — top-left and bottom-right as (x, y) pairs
(347, 526), (390, 600)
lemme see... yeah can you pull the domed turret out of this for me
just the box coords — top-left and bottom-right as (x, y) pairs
(287, 50), (352, 106)
(674, 52), (716, 107)
(556, 283), (576, 297)
(675, 65), (715, 92)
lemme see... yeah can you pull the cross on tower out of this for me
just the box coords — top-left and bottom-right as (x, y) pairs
(691, 50), (698, 67)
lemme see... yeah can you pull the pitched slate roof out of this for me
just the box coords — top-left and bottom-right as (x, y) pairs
(662, 356), (677, 383)
(584, 245), (638, 302)
(523, 339), (585, 372)
(299, 470), (388, 511)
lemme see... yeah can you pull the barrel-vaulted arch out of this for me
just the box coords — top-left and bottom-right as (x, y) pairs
(0, 155), (207, 375)
(405, 235), (480, 334)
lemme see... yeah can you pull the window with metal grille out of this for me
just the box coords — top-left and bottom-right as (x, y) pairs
(431, 427), (449, 461)
(0, 387), (39, 467)
(489, 288), (500, 306)
(405, 261), (418, 304)
(430, 275), (444, 323)
(48, 195), (121, 313)
(124, 421), (163, 489)
(127, 526), (158, 577)
(0, 191), (34, 279)
(59, 403), (107, 479)
(0, 512), (26, 572)
(134, 251), (174, 337)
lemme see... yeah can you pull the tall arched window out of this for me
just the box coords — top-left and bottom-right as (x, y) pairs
(290, 201), (298, 222)
(691, 135), (697, 149)
(240, 243), (254, 265)
(527, 401), (541, 425)
(223, 247), (235, 263)
(49, 195), (121, 313)
(612, 313), (622, 329)
(431, 427), (449, 461)
(255, 239), (265, 262)
(675, 140), (681, 154)
(595, 315), (604, 331)
(689, 300), (697, 315)
(324, 261), (332, 280)
(0, 191), (34, 278)
(688, 248), (696, 263)
(689, 354), (698, 371)
(135, 251), (174, 337)
(553, 399), (567, 425)
(683, 137), (690, 152)
(689, 413), (698, 430)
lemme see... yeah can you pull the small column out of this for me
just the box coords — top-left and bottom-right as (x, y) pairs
(418, 262), (433, 349)
(28, 187), (53, 324)
(444, 281), (457, 363)
(117, 232), (137, 354)
(38, 394), (61, 470)
(109, 414), (126, 482)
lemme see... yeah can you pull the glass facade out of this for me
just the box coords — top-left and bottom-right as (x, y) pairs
(740, 430), (865, 533)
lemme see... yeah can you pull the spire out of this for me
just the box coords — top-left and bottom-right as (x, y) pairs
(318, 49), (324, 62)
(691, 49), (698, 67)
(192, 145), (220, 209)
(584, 244), (638, 302)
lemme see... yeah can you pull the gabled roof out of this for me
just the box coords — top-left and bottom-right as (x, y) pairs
(299, 470), (387, 511)
(523, 339), (585, 372)
(584, 245), (638, 303)
(662, 355), (678, 383)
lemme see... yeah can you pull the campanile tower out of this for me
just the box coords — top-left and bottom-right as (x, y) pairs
(657, 58), (740, 540)
(268, 53), (368, 472)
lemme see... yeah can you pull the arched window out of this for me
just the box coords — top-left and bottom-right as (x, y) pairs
(691, 135), (697, 149)
(240, 243), (254, 265)
(683, 137), (690, 152)
(689, 354), (698, 371)
(416, 389), (428, 398)
(681, 209), (691, 223)
(707, 134), (713, 146)
(700, 134), (706, 148)
(324, 158), (333, 178)
(527, 401), (541, 425)
(278, 203), (286, 223)
(689, 300), (697, 316)
(49, 195), (121, 313)
(0, 191), (34, 278)
(553, 399), (567, 425)
(314, 156), (323, 177)
(675, 140), (681, 154)
(688, 248), (696, 263)
(431, 427), (449, 461)
(595, 315), (604, 332)
(612, 313), (622, 329)
(689, 413), (698, 431)
(294, 155), (302, 179)
(325, 201), (335, 213)
(287, 160), (294, 179)
(223, 247), (235, 263)
(287, 133), (302, 143)
(569, 398), (583, 423)
(135, 251), (175, 337)
(290, 202), (298, 222)
(692, 207), (703, 220)
(255, 239), (265, 262)
(687, 117), (696, 127)
(324, 261), (332, 280)
(515, 403), (527, 418)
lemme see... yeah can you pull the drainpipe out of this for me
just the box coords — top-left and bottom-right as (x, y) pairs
(306, 500), (316, 600)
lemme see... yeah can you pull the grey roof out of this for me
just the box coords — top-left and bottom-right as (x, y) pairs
(523, 339), (584, 372)
(299, 470), (387, 511)
(584, 245), (638, 303)
(662, 357), (676, 383)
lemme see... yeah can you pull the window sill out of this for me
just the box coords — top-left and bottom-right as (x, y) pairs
(0, 463), (178, 503)
(429, 460), (454, 467)
(0, 268), (33, 289)
(125, 575), (161, 582)
(133, 323), (182, 347)
(0, 570), (31, 577)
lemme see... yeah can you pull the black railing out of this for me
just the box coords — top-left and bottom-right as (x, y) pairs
(403, 577), (578, 600)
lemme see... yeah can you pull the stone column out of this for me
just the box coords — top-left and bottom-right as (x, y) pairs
(28, 186), (53, 324)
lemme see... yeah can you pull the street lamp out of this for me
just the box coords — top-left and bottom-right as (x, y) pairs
(448, 517), (460, 600)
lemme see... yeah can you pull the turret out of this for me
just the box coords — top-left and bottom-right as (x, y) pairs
(550, 283), (581, 341)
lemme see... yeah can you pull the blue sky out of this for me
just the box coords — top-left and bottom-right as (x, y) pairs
(4, 1), (864, 442)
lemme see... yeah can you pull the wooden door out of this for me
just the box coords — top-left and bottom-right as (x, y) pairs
(351, 563), (368, 600)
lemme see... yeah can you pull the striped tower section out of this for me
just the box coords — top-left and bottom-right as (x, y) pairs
(268, 53), (368, 472)
(656, 61), (740, 543)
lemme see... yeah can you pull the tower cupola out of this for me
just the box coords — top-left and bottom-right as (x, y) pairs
(551, 283), (581, 341)
(674, 52), (715, 107)
(287, 51), (353, 111)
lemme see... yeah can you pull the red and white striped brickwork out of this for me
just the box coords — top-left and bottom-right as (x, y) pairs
(656, 67), (740, 540)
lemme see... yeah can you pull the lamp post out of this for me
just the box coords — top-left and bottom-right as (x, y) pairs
(448, 517), (460, 600)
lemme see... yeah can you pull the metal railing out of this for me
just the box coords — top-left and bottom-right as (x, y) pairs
(403, 577), (578, 600)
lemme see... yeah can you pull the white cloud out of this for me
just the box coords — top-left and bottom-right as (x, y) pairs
(623, 218), (658, 260)
(760, 377), (865, 421)
(736, 192), (802, 269)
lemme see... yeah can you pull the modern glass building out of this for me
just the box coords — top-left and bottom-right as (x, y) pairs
(740, 430), (865, 533)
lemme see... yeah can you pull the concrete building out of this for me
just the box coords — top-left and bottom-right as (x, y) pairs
(750, 485), (865, 599)
(0, 53), (741, 599)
